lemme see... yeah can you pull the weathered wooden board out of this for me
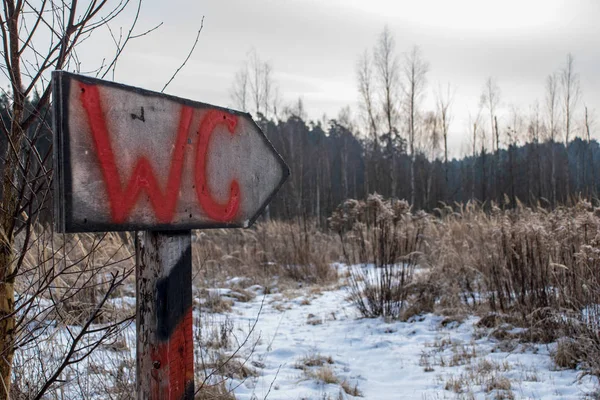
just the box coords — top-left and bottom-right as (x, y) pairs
(52, 71), (289, 233)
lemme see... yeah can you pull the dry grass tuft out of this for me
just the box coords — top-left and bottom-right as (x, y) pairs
(419, 350), (435, 372)
(295, 352), (334, 369)
(297, 354), (363, 397)
(340, 379), (363, 397)
(449, 344), (477, 367)
(195, 381), (236, 400)
(552, 338), (583, 369)
(198, 291), (234, 314)
(484, 374), (512, 393)
(444, 375), (468, 393)
(312, 365), (339, 385)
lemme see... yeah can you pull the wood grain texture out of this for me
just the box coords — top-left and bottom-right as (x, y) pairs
(136, 231), (194, 400)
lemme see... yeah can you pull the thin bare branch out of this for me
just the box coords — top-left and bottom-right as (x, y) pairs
(161, 16), (203, 93)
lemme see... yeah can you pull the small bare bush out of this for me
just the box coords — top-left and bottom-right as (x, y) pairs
(331, 195), (427, 319)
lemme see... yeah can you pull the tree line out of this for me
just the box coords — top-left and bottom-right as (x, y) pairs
(259, 114), (600, 224)
(230, 28), (597, 223)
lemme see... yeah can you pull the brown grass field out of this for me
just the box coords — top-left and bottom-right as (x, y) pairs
(11, 195), (600, 397)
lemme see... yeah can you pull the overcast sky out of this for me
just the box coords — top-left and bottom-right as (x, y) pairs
(75, 0), (600, 158)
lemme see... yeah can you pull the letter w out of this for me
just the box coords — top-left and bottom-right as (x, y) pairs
(79, 83), (192, 224)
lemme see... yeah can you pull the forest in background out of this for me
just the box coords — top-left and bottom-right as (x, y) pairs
(262, 115), (599, 222)
(1, 87), (599, 226)
(228, 27), (596, 224)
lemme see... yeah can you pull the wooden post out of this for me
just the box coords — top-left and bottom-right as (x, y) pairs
(136, 231), (194, 399)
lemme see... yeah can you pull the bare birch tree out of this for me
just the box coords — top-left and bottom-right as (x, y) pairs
(241, 49), (276, 119)
(584, 106), (595, 196)
(357, 49), (380, 193)
(560, 53), (580, 202)
(480, 77), (500, 201)
(506, 105), (523, 206)
(561, 53), (580, 146)
(469, 116), (479, 201)
(435, 83), (454, 199)
(249, 49), (263, 117)
(527, 101), (543, 201)
(545, 72), (560, 206)
(422, 111), (440, 207)
(230, 64), (249, 112)
(357, 50), (379, 140)
(230, 50), (279, 123)
(374, 26), (400, 198)
(374, 26), (399, 139)
(401, 46), (429, 207)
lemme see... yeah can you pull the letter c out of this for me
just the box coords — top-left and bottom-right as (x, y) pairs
(195, 110), (240, 222)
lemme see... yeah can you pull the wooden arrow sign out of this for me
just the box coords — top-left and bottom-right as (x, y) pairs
(52, 71), (289, 233)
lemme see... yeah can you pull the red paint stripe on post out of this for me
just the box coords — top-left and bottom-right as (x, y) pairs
(80, 83), (193, 223)
(151, 308), (194, 399)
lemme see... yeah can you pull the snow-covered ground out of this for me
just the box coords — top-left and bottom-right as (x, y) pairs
(15, 265), (600, 399)
(216, 275), (599, 399)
